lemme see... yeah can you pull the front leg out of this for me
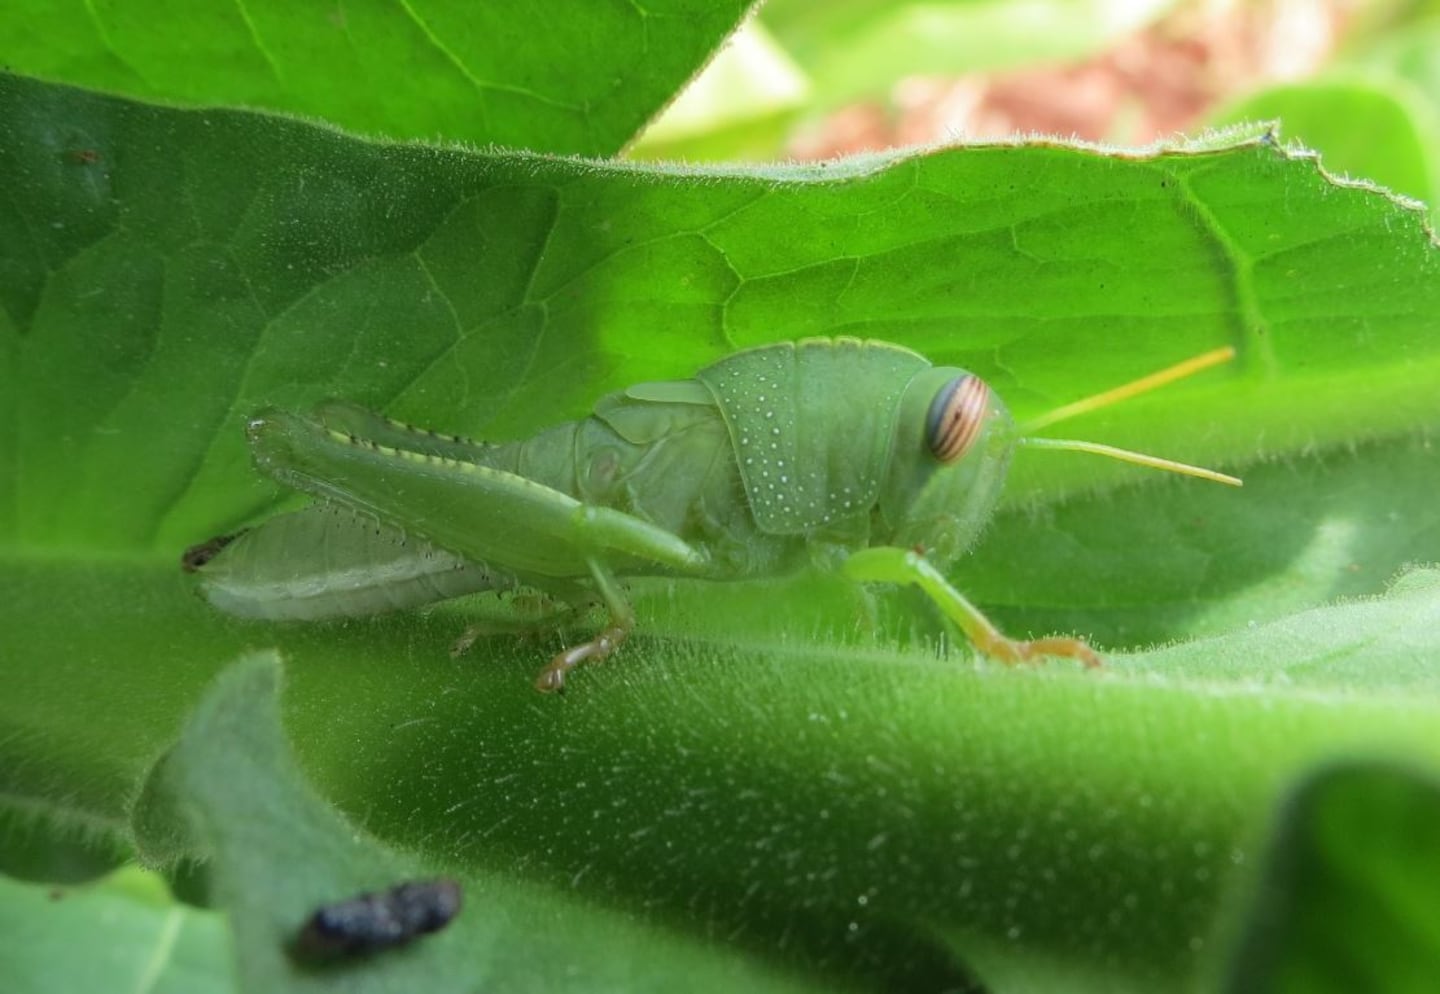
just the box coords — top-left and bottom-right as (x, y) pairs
(842, 547), (1100, 668)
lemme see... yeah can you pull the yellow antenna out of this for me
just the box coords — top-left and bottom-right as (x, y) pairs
(1020, 346), (1236, 434)
(1018, 345), (1242, 488)
(1018, 437), (1242, 486)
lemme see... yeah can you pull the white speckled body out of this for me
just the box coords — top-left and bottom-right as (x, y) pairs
(192, 337), (1018, 619)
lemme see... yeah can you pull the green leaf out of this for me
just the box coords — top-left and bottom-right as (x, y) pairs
(1223, 762), (1440, 994)
(961, 433), (1440, 650)
(1212, 76), (1440, 216)
(4, 74), (1439, 558)
(0, 865), (232, 994)
(125, 652), (821, 993)
(6, 73), (1440, 992)
(1348, 16), (1440, 114)
(6, 559), (1440, 990)
(0, 1), (750, 154)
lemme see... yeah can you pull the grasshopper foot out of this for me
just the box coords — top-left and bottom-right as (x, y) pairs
(976, 633), (1101, 669)
(534, 622), (630, 693)
(450, 626), (483, 658)
(843, 547), (1102, 669)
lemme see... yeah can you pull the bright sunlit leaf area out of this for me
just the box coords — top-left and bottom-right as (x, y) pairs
(2, 1), (1439, 992)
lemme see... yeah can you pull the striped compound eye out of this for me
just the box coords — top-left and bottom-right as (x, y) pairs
(925, 374), (991, 463)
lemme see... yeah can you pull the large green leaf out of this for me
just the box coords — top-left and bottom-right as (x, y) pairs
(126, 653), (820, 993)
(4, 74), (1439, 556)
(5, 73), (1440, 991)
(962, 432), (1440, 649)
(0, 1), (749, 154)
(7, 558), (1440, 991)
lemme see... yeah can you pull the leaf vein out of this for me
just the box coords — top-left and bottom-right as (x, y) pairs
(1174, 173), (1277, 375)
(230, 0), (286, 84)
(131, 909), (184, 994)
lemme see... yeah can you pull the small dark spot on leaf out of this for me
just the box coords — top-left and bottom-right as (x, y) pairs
(292, 878), (462, 963)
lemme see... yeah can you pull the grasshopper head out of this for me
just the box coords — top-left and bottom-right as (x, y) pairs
(875, 346), (1243, 567)
(876, 367), (1019, 566)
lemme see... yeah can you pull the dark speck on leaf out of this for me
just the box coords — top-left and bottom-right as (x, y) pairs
(292, 878), (463, 962)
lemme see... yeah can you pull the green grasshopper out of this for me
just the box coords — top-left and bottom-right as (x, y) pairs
(185, 338), (1239, 691)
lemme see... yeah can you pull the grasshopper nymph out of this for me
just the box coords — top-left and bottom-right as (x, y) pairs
(186, 338), (1239, 691)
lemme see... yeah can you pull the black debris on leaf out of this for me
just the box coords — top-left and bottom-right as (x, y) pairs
(292, 878), (463, 961)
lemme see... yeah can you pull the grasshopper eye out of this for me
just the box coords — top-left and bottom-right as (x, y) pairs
(926, 374), (991, 463)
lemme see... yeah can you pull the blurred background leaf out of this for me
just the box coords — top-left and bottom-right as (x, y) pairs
(0, 865), (232, 994)
(1222, 761), (1440, 994)
(759, 0), (1179, 104)
(633, 0), (1440, 207)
